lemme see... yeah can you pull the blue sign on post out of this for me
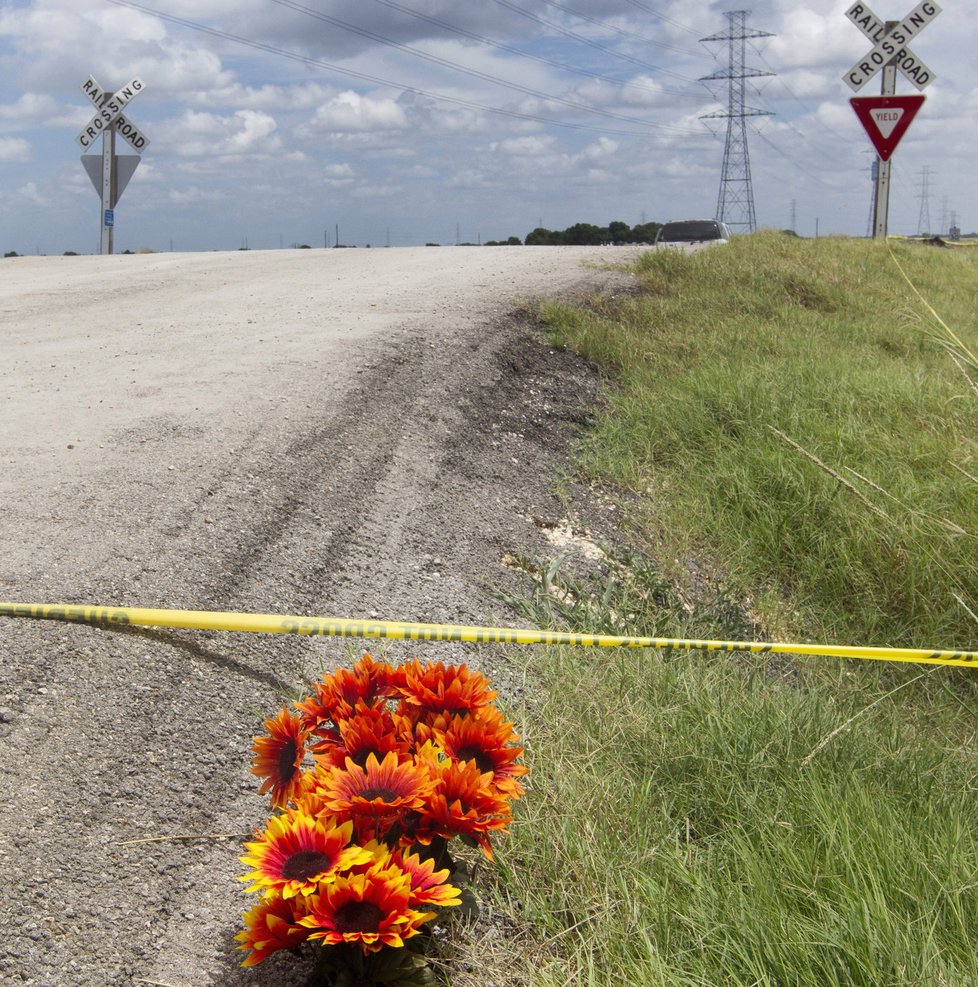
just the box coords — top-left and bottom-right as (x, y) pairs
(104, 208), (114, 228)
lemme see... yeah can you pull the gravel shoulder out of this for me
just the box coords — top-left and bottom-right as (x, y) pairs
(0, 245), (641, 986)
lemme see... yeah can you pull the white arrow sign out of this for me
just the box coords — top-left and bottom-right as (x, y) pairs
(843, 0), (940, 91)
(76, 76), (148, 151)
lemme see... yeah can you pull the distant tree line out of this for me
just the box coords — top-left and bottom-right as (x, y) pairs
(524, 219), (662, 245)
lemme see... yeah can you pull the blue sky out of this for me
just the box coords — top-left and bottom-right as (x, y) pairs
(0, 0), (973, 253)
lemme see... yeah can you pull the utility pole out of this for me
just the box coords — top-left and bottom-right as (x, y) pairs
(790, 198), (797, 233)
(867, 160), (878, 237)
(699, 10), (774, 234)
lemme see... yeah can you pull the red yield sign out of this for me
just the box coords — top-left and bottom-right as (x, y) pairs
(849, 94), (925, 161)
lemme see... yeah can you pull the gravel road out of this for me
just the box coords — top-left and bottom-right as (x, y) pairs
(0, 245), (642, 986)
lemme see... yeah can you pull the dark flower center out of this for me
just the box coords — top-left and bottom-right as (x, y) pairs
(277, 738), (298, 782)
(359, 786), (398, 802)
(454, 745), (495, 773)
(335, 900), (384, 934)
(350, 747), (379, 769)
(281, 849), (332, 880)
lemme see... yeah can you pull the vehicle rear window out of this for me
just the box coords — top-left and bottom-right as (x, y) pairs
(658, 221), (723, 242)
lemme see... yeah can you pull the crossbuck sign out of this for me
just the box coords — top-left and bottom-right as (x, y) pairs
(76, 74), (150, 254)
(843, 0), (940, 91)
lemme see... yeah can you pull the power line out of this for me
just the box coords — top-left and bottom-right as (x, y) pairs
(360, 0), (699, 97)
(618, 0), (704, 38)
(102, 0), (709, 139)
(487, 0), (696, 81)
(271, 0), (696, 111)
(750, 44), (861, 159)
(748, 126), (840, 193)
(272, 0), (686, 104)
(532, 0), (701, 55)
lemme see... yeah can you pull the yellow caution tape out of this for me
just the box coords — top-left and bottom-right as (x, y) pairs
(889, 235), (978, 247)
(1, 602), (977, 668)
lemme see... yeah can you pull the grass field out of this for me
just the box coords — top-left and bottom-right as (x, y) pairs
(495, 233), (978, 986)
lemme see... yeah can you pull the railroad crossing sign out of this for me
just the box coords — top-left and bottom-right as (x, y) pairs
(843, 1), (939, 240)
(850, 94), (925, 161)
(76, 74), (150, 255)
(843, 0), (941, 91)
(77, 76), (149, 151)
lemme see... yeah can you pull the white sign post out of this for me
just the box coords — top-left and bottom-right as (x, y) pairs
(76, 75), (149, 255)
(843, 1), (940, 240)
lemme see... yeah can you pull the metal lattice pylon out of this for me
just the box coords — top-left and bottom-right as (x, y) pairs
(700, 10), (774, 234)
(916, 165), (933, 236)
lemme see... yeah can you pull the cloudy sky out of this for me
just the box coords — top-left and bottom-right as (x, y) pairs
(0, 0), (972, 253)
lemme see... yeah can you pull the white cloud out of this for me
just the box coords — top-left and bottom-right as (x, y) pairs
(17, 180), (46, 204)
(350, 183), (400, 199)
(578, 137), (620, 163)
(0, 137), (32, 162)
(0, 93), (60, 122)
(768, 8), (859, 71)
(492, 135), (559, 156)
(323, 162), (356, 188)
(301, 91), (409, 134)
(162, 109), (281, 157)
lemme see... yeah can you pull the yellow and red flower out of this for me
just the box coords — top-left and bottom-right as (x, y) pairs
(318, 751), (436, 821)
(396, 660), (497, 728)
(388, 847), (463, 909)
(240, 811), (373, 899)
(436, 708), (528, 798)
(235, 890), (312, 967)
(313, 704), (412, 770)
(416, 759), (512, 860)
(250, 707), (309, 808)
(298, 865), (434, 953)
(298, 653), (399, 728)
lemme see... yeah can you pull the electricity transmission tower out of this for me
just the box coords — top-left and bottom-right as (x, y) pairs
(700, 10), (774, 234)
(916, 165), (933, 235)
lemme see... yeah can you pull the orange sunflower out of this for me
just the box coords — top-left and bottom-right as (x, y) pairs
(298, 865), (434, 953)
(318, 751), (436, 821)
(313, 704), (412, 770)
(388, 847), (463, 909)
(436, 708), (528, 798)
(250, 707), (309, 808)
(396, 660), (498, 728)
(235, 890), (312, 967)
(298, 654), (399, 728)
(240, 811), (373, 899)
(416, 758), (512, 860)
